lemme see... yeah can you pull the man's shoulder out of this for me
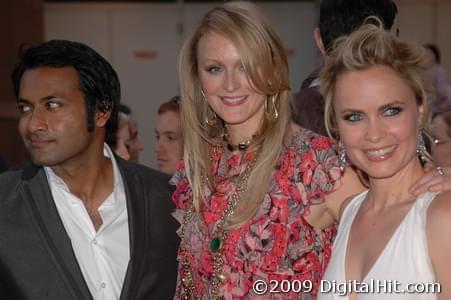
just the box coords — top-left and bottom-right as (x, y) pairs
(0, 162), (36, 182)
(118, 159), (171, 185)
(0, 162), (41, 198)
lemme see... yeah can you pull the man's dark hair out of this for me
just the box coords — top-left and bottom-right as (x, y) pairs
(118, 103), (132, 115)
(424, 43), (441, 64)
(319, 0), (398, 54)
(12, 39), (120, 137)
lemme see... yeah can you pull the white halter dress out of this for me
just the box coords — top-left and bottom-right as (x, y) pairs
(318, 191), (439, 299)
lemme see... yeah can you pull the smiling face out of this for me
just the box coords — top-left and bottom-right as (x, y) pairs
(197, 31), (266, 140)
(17, 67), (106, 168)
(334, 65), (424, 180)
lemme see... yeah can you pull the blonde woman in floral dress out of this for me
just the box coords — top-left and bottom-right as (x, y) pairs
(171, 2), (451, 299)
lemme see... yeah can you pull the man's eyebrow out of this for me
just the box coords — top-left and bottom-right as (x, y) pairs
(17, 95), (57, 103)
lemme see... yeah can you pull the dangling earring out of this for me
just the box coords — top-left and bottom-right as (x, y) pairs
(201, 89), (218, 126)
(271, 94), (279, 120)
(205, 106), (218, 126)
(338, 141), (347, 171)
(416, 129), (427, 163)
(265, 94), (279, 121)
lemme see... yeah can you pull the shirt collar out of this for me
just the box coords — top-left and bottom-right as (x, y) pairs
(44, 143), (125, 205)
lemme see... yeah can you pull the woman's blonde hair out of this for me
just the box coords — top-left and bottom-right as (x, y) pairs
(320, 18), (431, 139)
(319, 19), (432, 184)
(178, 1), (291, 229)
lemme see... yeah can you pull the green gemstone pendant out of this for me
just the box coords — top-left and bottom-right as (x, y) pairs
(210, 236), (221, 252)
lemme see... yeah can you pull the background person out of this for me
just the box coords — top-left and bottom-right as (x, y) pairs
(117, 104), (144, 163)
(106, 106), (132, 160)
(292, 0), (398, 136)
(424, 43), (451, 114)
(318, 21), (451, 299)
(155, 96), (183, 174)
(431, 110), (451, 167)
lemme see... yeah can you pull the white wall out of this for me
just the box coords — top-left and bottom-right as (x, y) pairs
(44, 2), (319, 169)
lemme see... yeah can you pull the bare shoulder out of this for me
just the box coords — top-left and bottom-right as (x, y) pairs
(427, 191), (451, 230)
(426, 191), (451, 299)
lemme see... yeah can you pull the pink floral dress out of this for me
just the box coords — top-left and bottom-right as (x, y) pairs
(171, 127), (342, 299)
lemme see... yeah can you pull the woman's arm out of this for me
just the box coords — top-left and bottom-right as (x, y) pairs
(427, 191), (451, 299)
(306, 167), (365, 229)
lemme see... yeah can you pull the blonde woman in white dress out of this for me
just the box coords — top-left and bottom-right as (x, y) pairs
(318, 21), (451, 299)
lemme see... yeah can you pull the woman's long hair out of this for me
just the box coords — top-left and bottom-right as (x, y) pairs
(178, 1), (291, 229)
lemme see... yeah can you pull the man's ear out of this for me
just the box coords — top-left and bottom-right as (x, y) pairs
(313, 27), (326, 56)
(95, 109), (112, 128)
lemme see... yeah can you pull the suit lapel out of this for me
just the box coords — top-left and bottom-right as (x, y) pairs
(119, 161), (147, 300)
(20, 165), (92, 300)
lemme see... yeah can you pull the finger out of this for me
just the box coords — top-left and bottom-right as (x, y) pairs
(410, 171), (450, 195)
(410, 172), (437, 194)
(440, 166), (451, 175)
(426, 178), (451, 192)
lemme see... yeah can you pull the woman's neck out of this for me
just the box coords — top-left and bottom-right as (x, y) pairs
(365, 160), (425, 210)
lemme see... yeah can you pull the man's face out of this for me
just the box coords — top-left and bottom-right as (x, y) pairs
(17, 67), (98, 168)
(155, 110), (183, 174)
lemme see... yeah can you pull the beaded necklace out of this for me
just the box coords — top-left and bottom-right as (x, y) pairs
(223, 130), (260, 152)
(179, 144), (261, 299)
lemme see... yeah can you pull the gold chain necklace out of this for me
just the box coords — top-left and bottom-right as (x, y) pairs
(179, 144), (261, 299)
(223, 130), (260, 152)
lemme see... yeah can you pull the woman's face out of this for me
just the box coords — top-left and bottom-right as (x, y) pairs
(334, 65), (424, 180)
(431, 115), (451, 167)
(197, 31), (266, 139)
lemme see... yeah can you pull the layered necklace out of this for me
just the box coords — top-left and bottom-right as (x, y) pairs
(179, 142), (261, 299)
(223, 130), (260, 152)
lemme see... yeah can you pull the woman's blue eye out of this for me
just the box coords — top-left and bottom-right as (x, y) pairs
(383, 107), (402, 117)
(207, 66), (223, 73)
(343, 113), (363, 122)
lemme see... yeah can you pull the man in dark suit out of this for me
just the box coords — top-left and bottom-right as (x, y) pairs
(292, 0), (398, 136)
(0, 40), (179, 299)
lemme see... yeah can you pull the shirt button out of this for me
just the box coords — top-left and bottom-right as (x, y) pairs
(101, 282), (106, 289)
(93, 239), (98, 245)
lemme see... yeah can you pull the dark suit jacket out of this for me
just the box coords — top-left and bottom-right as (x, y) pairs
(292, 69), (328, 137)
(0, 158), (179, 299)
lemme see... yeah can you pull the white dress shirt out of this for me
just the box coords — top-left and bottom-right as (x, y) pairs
(45, 144), (130, 300)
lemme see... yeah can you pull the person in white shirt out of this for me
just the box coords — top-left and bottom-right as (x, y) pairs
(0, 39), (179, 299)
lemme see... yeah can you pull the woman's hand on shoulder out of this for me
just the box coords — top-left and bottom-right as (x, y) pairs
(409, 165), (451, 196)
(426, 191), (451, 299)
